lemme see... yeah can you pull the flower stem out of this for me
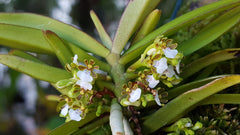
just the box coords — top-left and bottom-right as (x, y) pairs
(127, 58), (145, 72)
(106, 52), (127, 98)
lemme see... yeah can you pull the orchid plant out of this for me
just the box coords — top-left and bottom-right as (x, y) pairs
(0, 0), (240, 134)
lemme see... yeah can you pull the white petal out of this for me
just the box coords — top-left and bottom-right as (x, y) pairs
(76, 80), (92, 90)
(129, 88), (141, 103)
(73, 54), (78, 64)
(185, 123), (192, 127)
(163, 48), (178, 58)
(153, 58), (168, 74)
(60, 104), (69, 116)
(165, 65), (176, 78)
(77, 69), (93, 82)
(69, 109), (82, 121)
(154, 91), (161, 106)
(93, 69), (108, 75)
(176, 60), (181, 74)
(147, 48), (156, 56)
(146, 75), (159, 88)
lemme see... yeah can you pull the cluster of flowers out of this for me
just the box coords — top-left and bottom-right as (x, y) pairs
(165, 118), (203, 134)
(56, 55), (99, 122)
(121, 35), (183, 107)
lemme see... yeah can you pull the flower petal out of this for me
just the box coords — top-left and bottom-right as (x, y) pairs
(153, 58), (168, 74)
(69, 109), (82, 121)
(60, 104), (69, 116)
(73, 54), (78, 65)
(163, 48), (178, 58)
(146, 75), (159, 88)
(129, 88), (141, 103)
(165, 65), (176, 78)
(147, 48), (156, 56)
(76, 80), (92, 90)
(154, 91), (161, 106)
(176, 60), (181, 74)
(77, 69), (93, 82)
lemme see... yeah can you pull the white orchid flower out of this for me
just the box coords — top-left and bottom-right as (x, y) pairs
(146, 75), (159, 88)
(153, 57), (168, 74)
(76, 80), (92, 90)
(69, 109), (82, 121)
(60, 104), (82, 121)
(129, 88), (142, 103)
(163, 47), (178, 58)
(60, 104), (69, 116)
(76, 69), (93, 90)
(164, 65), (176, 78)
(77, 69), (93, 82)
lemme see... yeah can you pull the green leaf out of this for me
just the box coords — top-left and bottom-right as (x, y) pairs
(111, 0), (161, 54)
(9, 50), (44, 64)
(181, 48), (240, 79)
(90, 10), (112, 49)
(67, 42), (111, 72)
(120, 0), (240, 65)
(167, 75), (228, 100)
(0, 54), (71, 83)
(49, 112), (97, 135)
(132, 9), (161, 45)
(49, 106), (110, 135)
(194, 64), (218, 80)
(0, 23), (53, 54)
(119, 43), (150, 64)
(0, 13), (109, 57)
(43, 30), (73, 67)
(143, 75), (240, 134)
(71, 116), (109, 135)
(200, 94), (240, 105)
(178, 6), (240, 56)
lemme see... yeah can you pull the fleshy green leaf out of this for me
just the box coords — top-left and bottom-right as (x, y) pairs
(111, 0), (161, 54)
(181, 48), (240, 79)
(49, 112), (97, 135)
(178, 6), (240, 56)
(43, 30), (73, 67)
(0, 23), (53, 54)
(9, 50), (44, 64)
(167, 75), (228, 100)
(90, 10), (112, 49)
(0, 54), (71, 83)
(143, 75), (240, 134)
(132, 9), (161, 45)
(0, 13), (109, 57)
(49, 106), (110, 135)
(71, 116), (109, 135)
(120, 0), (240, 65)
(200, 94), (240, 105)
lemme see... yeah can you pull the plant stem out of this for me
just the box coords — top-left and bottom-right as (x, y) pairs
(127, 58), (145, 72)
(106, 52), (127, 98)
(124, 72), (138, 81)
